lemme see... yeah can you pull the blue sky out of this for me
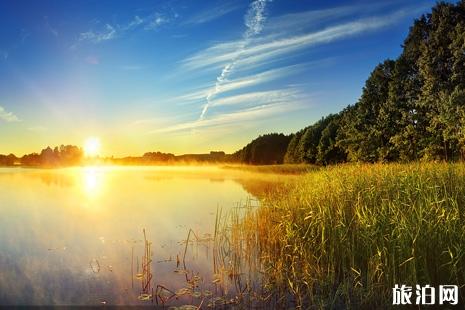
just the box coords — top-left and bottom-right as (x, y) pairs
(0, 0), (448, 156)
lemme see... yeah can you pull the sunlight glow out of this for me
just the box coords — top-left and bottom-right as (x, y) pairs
(84, 137), (101, 157)
(82, 167), (104, 198)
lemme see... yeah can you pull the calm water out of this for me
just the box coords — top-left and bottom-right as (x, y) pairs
(0, 166), (266, 306)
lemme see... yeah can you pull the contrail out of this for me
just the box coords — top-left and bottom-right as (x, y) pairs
(199, 0), (269, 121)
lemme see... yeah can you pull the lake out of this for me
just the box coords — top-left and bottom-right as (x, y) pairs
(0, 166), (274, 307)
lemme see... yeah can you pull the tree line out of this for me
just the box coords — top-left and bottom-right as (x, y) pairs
(112, 151), (230, 165)
(0, 148), (235, 166)
(0, 145), (83, 167)
(235, 1), (465, 165)
(232, 133), (292, 164)
(0, 148), (234, 167)
(4, 145), (84, 167)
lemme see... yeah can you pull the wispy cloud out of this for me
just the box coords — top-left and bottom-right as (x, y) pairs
(75, 10), (177, 47)
(20, 29), (30, 43)
(150, 101), (301, 134)
(209, 88), (301, 108)
(200, 0), (270, 120)
(44, 16), (58, 37)
(183, 2), (242, 25)
(180, 40), (244, 72)
(124, 15), (144, 30)
(166, 2), (426, 139)
(0, 106), (20, 122)
(0, 28), (30, 60)
(144, 14), (170, 30)
(264, 2), (400, 34)
(78, 24), (117, 44)
(172, 64), (303, 105)
(182, 8), (418, 72)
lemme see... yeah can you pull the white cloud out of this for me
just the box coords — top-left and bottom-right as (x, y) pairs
(172, 64), (303, 105)
(75, 10), (177, 47)
(183, 2), (242, 25)
(209, 88), (301, 108)
(49, 27), (59, 37)
(175, 2), (422, 137)
(0, 106), (20, 122)
(44, 16), (59, 37)
(264, 2), (399, 34)
(180, 40), (244, 71)
(145, 14), (170, 30)
(125, 15), (144, 30)
(150, 101), (301, 134)
(172, 3), (425, 138)
(181, 8), (420, 72)
(79, 24), (116, 43)
(199, 0), (270, 120)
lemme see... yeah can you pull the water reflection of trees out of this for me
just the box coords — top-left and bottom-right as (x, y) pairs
(32, 172), (75, 188)
(234, 178), (288, 199)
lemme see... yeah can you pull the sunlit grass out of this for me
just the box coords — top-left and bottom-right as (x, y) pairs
(222, 163), (317, 175)
(225, 162), (465, 308)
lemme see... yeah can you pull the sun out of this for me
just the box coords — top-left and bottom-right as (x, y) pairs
(84, 137), (101, 157)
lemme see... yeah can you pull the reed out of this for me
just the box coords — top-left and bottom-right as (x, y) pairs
(228, 162), (465, 308)
(137, 229), (153, 302)
(222, 164), (317, 175)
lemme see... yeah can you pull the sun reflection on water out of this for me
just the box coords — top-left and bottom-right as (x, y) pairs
(0, 166), (277, 306)
(82, 167), (104, 198)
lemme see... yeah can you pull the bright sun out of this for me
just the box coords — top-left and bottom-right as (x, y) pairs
(84, 137), (101, 157)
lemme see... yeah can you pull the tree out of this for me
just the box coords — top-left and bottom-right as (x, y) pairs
(235, 134), (292, 164)
(316, 114), (346, 165)
(232, 1), (465, 165)
(0, 154), (17, 166)
(337, 60), (395, 162)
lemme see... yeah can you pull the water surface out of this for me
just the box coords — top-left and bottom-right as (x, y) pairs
(0, 166), (267, 306)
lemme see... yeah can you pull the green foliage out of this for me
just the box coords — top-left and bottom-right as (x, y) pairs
(337, 60), (396, 162)
(283, 131), (304, 163)
(20, 145), (83, 167)
(0, 154), (17, 166)
(142, 151), (176, 162)
(234, 133), (292, 164)
(283, 114), (346, 165)
(245, 1), (465, 165)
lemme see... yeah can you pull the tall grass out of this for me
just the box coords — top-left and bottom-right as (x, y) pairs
(228, 163), (465, 308)
(222, 164), (317, 175)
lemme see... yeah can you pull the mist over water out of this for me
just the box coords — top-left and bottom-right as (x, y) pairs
(0, 166), (272, 306)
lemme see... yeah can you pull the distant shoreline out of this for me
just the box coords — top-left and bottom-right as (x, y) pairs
(0, 162), (315, 175)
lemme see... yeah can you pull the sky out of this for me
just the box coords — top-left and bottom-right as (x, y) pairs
(0, 0), (450, 156)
